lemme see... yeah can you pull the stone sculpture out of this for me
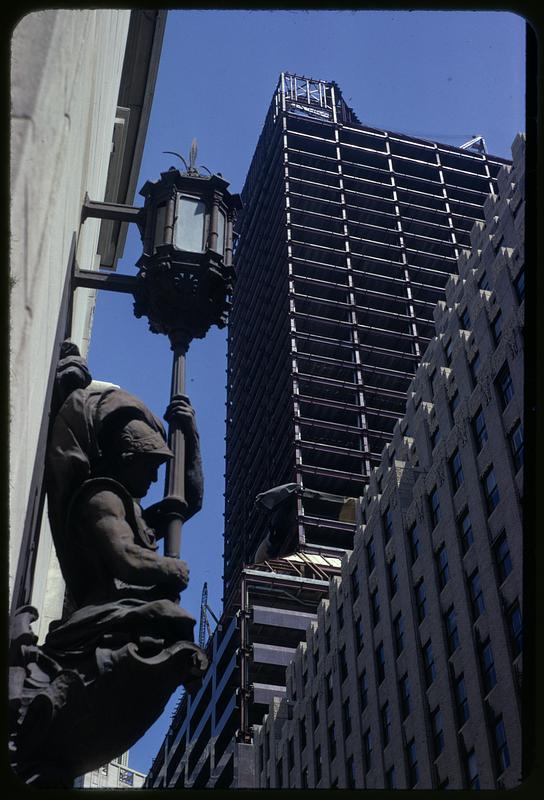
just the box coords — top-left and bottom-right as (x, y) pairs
(9, 343), (207, 786)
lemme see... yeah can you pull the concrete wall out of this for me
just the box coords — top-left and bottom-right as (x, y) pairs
(10, 10), (131, 605)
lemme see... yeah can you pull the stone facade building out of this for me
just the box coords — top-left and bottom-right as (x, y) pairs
(254, 133), (524, 790)
(10, 9), (166, 637)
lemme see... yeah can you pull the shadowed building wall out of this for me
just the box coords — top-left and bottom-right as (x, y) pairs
(254, 134), (524, 790)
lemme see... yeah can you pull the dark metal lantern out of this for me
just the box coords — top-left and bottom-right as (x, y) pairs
(134, 157), (241, 349)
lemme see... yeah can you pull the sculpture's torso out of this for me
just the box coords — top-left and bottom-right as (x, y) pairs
(67, 477), (159, 607)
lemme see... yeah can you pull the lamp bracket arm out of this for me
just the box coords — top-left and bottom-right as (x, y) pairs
(81, 194), (144, 225)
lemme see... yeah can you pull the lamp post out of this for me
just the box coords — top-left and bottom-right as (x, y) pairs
(80, 141), (241, 559)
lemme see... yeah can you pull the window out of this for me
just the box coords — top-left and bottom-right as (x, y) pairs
(493, 531), (513, 583)
(449, 449), (464, 492)
(276, 758), (283, 788)
(312, 694), (320, 727)
(376, 642), (386, 684)
(431, 707), (445, 758)
(479, 638), (497, 694)
(339, 646), (348, 683)
(388, 557), (399, 597)
(399, 673), (411, 720)
(381, 701), (391, 746)
(449, 389), (460, 418)
(458, 508), (474, 554)
(415, 579), (427, 623)
(325, 671), (333, 705)
(314, 745), (322, 783)
(514, 267), (525, 303)
(355, 616), (364, 652)
(429, 486), (441, 528)
(366, 537), (376, 573)
(454, 673), (469, 725)
(444, 338), (453, 366)
(465, 749), (480, 789)
(350, 567), (360, 599)
(460, 306), (471, 329)
(346, 755), (355, 789)
(386, 766), (397, 789)
(445, 606), (460, 655)
(371, 587), (381, 626)
(342, 698), (352, 737)
(477, 270), (489, 290)
(469, 569), (485, 619)
(496, 362), (514, 409)
(509, 421), (524, 471)
(469, 351), (481, 388)
(406, 738), (418, 788)
(482, 466), (500, 515)
(408, 522), (420, 563)
(337, 603), (344, 629)
(363, 728), (372, 771)
(431, 426), (441, 450)
(360, 670), (368, 710)
(394, 612), (404, 657)
(328, 722), (337, 761)
(119, 769), (134, 786)
(508, 601), (522, 657)
(299, 717), (307, 750)
(471, 407), (488, 452)
(288, 737), (295, 771)
(423, 640), (436, 688)
(383, 506), (393, 542)
(493, 716), (511, 773)
(436, 544), (450, 590)
(491, 310), (503, 345)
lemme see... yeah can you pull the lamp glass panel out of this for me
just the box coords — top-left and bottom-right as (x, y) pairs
(175, 195), (206, 252)
(154, 204), (166, 249)
(215, 208), (226, 255)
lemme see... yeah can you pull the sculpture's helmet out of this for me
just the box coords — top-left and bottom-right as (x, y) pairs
(114, 418), (174, 462)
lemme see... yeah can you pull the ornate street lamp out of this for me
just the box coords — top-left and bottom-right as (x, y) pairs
(79, 140), (242, 559)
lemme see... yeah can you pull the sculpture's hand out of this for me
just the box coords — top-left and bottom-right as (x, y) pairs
(172, 558), (190, 591)
(164, 395), (198, 439)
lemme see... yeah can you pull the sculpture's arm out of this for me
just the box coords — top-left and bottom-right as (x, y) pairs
(167, 396), (204, 520)
(82, 489), (189, 590)
(145, 397), (203, 533)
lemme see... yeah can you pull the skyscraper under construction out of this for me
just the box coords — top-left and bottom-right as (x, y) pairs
(145, 73), (512, 789)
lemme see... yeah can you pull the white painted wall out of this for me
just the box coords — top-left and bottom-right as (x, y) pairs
(10, 9), (131, 610)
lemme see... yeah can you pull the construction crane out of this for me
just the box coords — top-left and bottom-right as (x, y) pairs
(198, 582), (221, 649)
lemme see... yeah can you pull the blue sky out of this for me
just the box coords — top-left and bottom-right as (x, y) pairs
(86, 9), (525, 775)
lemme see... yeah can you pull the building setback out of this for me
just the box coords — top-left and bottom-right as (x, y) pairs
(73, 752), (145, 789)
(254, 133), (524, 790)
(145, 73), (516, 790)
